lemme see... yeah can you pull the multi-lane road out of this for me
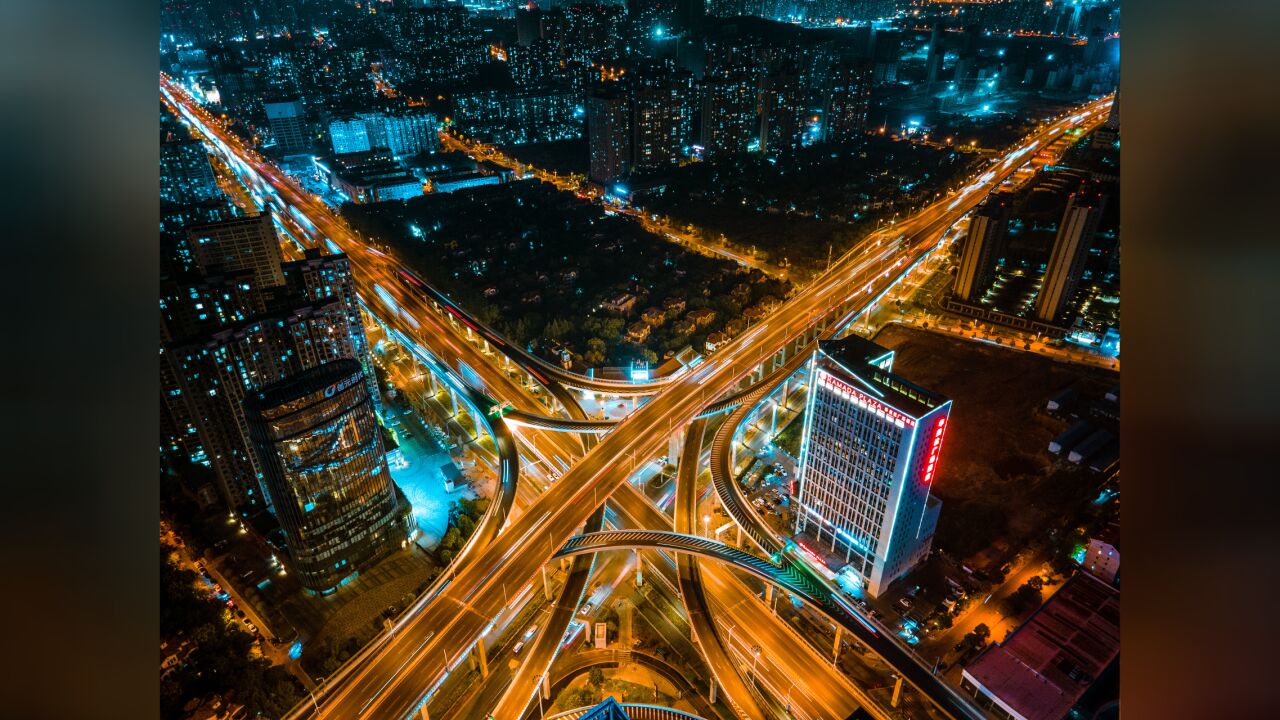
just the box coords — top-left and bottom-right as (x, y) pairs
(162, 74), (1111, 719)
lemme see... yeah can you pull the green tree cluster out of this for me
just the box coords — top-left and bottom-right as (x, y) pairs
(160, 547), (304, 719)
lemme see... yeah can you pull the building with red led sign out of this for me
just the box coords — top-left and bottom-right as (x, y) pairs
(794, 335), (951, 596)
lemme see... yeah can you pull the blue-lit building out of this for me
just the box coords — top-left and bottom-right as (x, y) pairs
(329, 117), (371, 155)
(160, 136), (220, 204)
(452, 86), (582, 146)
(795, 335), (949, 597)
(245, 360), (408, 594)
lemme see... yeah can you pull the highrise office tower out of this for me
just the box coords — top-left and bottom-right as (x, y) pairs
(166, 298), (363, 510)
(953, 195), (1012, 302)
(1034, 188), (1107, 323)
(160, 137), (220, 204)
(245, 360), (408, 594)
(281, 249), (381, 414)
(822, 60), (871, 145)
(587, 87), (632, 184)
(794, 336), (950, 597)
(186, 212), (286, 288)
(264, 99), (309, 152)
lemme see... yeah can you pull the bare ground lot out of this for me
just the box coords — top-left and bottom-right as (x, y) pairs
(872, 325), (1118, 559)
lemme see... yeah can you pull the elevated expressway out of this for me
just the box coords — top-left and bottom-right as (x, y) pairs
(163, 75), (1111, 720)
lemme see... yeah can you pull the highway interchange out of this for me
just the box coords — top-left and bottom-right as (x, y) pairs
(162, 75), (1110, 720)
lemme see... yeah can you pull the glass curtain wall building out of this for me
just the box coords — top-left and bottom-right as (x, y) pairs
(245, 360), (407, 594)
(794, 335), (950, 597)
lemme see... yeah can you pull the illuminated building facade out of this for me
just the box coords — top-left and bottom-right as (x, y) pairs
(453, 87), (582, 145)
(245, 360), (408, 594)
(160, 137), (220, 204)
(329, 117), (371, 155)
(587, 86), (631, 184)
(795, 336), (949, 596)
(822, 60), (872, 145)
(165, 298), (363, 510)
(953, 194), (1011, 303)
(1034, 187), (1107, 323)
(186, 212), (286, 288)
(264, 99), (309, 152)
(631, 68), (697, 170)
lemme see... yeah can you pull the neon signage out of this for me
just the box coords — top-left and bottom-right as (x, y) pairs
(819, 371), (915, 428)
(920, 416), (947, 485)
(323, 373), (362, 398)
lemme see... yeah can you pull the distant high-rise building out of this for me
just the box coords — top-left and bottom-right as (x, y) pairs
(1092, 90), (1120, 148)
(700, 35), (762, 156)
(264, 99), (309, 152)
(631, 69), (697, 170)
(383, 112), (439, 157)
(516, 7), (544, 46)
(871, 29), (900, 83)
(924, 23), (944, 85)
(329, 117), (371, 155)
(330, 112), (438, 158)
(244, 359), (408, 594)
(160, 137), (220, 204)
(587, 87), (631, 184)
(953, 195), (1012, 302)
(757, 66), (807, 156)
(795, 335), (950, 597)
(186, 212), (285, 288)
(1034, 188), (1107, 323)
(822, 60), (871, 145)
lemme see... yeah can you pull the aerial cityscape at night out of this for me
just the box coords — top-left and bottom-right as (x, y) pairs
(158, 1), (1119, 719)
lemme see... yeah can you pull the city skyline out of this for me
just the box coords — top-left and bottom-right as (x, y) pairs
(158, 3), (1120, 719)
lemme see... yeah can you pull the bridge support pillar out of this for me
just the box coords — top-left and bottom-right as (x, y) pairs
(668, 432), (683, 468)
(708, 679), (717, 705)
(418, 704), (430, 720)
(768, 401), (778, 436)
(542, 672), (551, 700)
(891, 675), (904, 708)
(449, 389), (459, 418)
(765, 585), (775, 613)
(426, 370), (437, 395)
(541, 564), (553, 600)
(735, 525), (742, 548)
(473, 638), (489, 679)
(634, 551), (643, 587)
(833, 625), (843, 662)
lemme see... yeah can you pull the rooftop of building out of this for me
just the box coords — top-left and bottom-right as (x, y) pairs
(817, 335), (948, 419)
(964, 571), (1120, 720)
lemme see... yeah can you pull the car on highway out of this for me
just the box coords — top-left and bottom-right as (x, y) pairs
(522, 624), (538, 641)
(578, 602), (594, 616)
(512, 641), (525, 654)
